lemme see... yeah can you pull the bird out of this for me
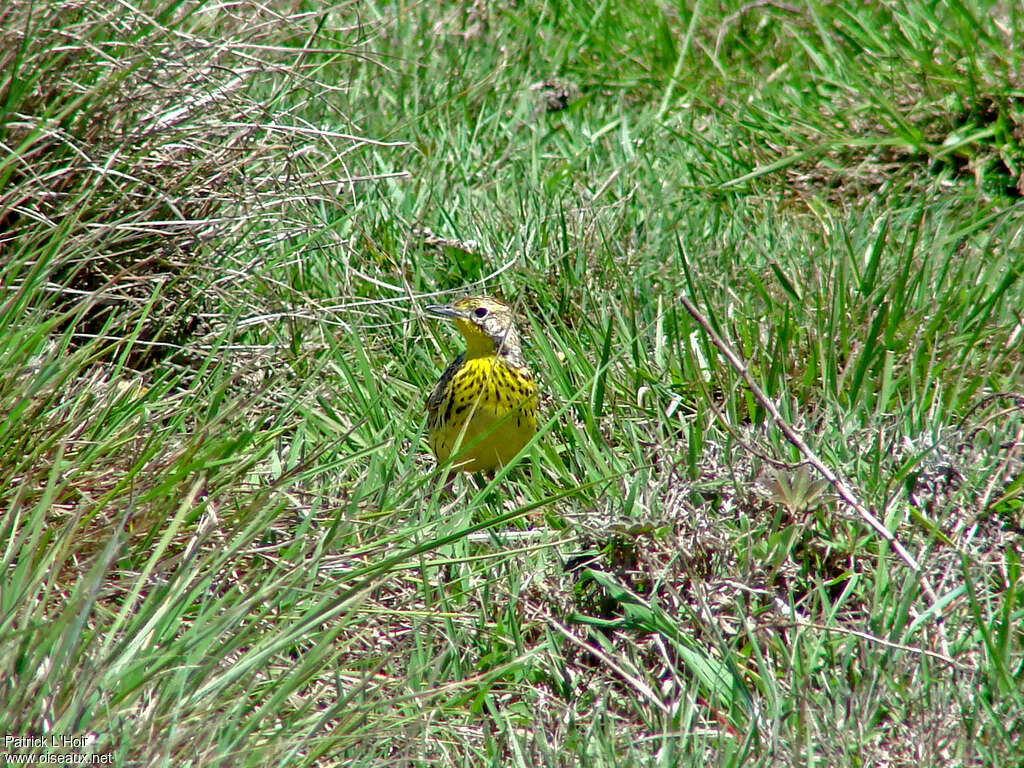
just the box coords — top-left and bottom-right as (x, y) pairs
(425, 296), (538, 473)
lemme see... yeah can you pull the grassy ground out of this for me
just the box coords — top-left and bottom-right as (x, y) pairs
(2, 0), (1023, 765)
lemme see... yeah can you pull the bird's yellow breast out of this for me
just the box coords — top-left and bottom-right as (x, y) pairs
(427, 356), (537, 473)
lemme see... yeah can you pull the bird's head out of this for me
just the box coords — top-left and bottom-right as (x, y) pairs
(426, 296), (523, 362)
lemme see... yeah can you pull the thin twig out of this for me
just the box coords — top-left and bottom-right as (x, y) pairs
(768, 620), (967, 670)
(680, 294), (951, 657)
(550, 620), (671, 716)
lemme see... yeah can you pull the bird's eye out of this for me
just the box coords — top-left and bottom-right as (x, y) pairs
(474, 307), (488, 318)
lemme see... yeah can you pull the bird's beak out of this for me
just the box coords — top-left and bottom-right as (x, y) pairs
(426, 304), (463, 320)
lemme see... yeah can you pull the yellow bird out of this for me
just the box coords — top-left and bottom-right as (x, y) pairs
(425, 296), (538, 473)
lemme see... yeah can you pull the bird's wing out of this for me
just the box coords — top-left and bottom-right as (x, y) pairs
(426, 352), (465, 418)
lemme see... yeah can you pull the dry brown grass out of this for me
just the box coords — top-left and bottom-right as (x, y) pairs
(1, 0), (403, 367)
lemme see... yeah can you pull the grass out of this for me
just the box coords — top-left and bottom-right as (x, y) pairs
(2, 0), (1023, 765)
